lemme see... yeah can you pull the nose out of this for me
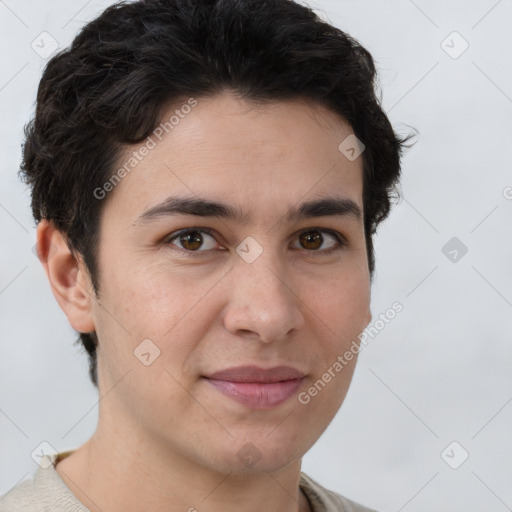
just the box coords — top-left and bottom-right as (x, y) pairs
(221, 255), (305, 343)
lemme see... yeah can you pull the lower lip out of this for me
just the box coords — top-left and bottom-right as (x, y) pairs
(204, 377), (305, 409)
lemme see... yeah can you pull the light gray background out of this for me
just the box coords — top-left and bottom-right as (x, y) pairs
(1, 1), (511, 511)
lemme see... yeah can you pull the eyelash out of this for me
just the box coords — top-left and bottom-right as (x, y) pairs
(163, 227), (347, 256)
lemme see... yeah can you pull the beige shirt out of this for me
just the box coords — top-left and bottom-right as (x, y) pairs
(0, 452), (377, 512)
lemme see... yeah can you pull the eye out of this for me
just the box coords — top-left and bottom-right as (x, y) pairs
(165, 228), (221, 252)
(291, 228), (346, 253)
(164, 227), (346, 255)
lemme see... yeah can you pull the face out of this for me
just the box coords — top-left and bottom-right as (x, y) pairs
(89, 91), (372, 474)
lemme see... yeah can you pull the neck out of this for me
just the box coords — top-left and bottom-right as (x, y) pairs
(55, 423), (311, 512)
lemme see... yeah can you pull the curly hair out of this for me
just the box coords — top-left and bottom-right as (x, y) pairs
(20, 0), (409, 387)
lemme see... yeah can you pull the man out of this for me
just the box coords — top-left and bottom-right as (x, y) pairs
(0, 1), (407, 511)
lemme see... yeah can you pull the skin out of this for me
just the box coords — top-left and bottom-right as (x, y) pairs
(37, 90), (372, 512)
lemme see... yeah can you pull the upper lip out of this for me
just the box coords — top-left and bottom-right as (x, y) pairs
(204, 365), (306, 383)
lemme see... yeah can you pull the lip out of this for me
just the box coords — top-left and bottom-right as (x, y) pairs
(206, 365), (305, 383)
(203, 365), (306, 409)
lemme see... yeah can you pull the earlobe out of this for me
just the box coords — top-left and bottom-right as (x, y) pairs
(36, 219), (96, 333)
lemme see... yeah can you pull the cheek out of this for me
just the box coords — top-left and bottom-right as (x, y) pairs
(105, 263), (200, 332)
(96, 264), (222, 376)
(314, 268), (370, 328)
(304, 275), (370, 390)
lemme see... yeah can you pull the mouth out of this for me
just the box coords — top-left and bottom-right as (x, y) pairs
(202, 365), (306, 409)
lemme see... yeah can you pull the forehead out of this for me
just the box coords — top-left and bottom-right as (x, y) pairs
(102, 91), (364, 225)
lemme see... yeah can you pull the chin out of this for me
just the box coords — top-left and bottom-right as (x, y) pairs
(202, 433), (307, 475)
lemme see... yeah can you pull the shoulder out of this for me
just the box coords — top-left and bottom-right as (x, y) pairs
(0, 453), (87, 512)
(300, 472), (379, 512)
(0, 476), (39, 512)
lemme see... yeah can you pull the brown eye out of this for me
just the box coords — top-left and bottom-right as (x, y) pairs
(166, 229), (219, 252)
(299, 231), (323, 250)
(179, 231), (203, 250)
(293, 229), (345, 252)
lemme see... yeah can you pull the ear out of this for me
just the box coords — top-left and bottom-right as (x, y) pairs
(36, 219), (96, 333)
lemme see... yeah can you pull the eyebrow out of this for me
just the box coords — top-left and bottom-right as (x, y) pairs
(134, 195), (362, 226)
